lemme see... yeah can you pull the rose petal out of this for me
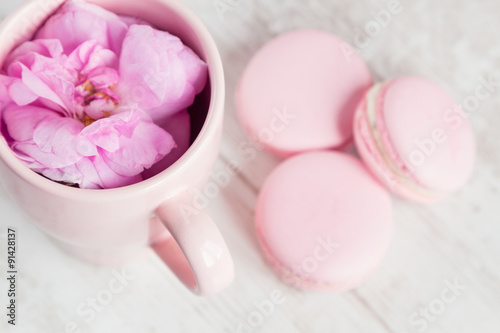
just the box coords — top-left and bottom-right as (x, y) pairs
(18, 63), (67, 108)
(3, 41), (80, 114)
(12, 141), (80, 169)
(80, 108), (175, 177)
(80, 110), (139, 152)
(66, 40), (118, 74)
(116, 24), (208, 122)
(119, 15), (152, 27)
(2, 104), (57, 141)
(6, 53), (78, 116)
(8, 79), (38, 106)
(90, 154), (143, 188)
(33, 116), (83, 156)
(38, 164), (84, 187)
(3, 104), (84, 168)
(101, 119), (175, 177)
(0, 75), (12, 102)
(4, 39), (65, 69)
(142, 109), (191, 179)
(86, 67), (120, 89)
(35, 0), (129, 55)
(74, 157), (101, 188)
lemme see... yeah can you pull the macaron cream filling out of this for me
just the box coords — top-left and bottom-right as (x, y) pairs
(364, 82), (440, 199)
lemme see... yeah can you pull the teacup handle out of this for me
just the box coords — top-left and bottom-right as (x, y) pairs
(150, 191), (234, 296)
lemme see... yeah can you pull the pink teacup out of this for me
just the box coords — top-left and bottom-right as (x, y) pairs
(0, 0), (234, 296)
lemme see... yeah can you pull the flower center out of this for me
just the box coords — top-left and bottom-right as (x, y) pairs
(81, 81), (118, 105)
(76, 79), (119, 126)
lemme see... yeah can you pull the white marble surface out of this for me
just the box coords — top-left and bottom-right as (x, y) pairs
(1, 0), (500, 332)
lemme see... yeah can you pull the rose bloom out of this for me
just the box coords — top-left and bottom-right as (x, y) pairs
(0, 0), (207, 189)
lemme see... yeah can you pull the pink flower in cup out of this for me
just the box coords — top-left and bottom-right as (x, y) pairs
(0, 0), (208, 189)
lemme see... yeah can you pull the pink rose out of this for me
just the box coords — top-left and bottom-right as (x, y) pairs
(0, 0), (207, 188)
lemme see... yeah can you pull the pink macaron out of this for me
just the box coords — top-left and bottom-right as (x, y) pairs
(256, 151), (393, 291)
(236, 30), (373, 157)
(353, 76), (476, 202)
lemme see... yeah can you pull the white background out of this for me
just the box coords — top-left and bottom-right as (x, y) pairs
(1, 0), (500, 332)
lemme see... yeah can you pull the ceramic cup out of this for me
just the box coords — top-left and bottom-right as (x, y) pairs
(0, 0), (233, 296)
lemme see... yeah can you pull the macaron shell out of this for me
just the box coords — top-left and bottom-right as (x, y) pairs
(256, 151), (393, 290)
(236, 30), (372, 157)
(382, 77), (476, 192)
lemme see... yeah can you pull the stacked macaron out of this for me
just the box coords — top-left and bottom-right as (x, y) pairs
(236, 30), (476, 291)
(353, 77), (475, 203)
